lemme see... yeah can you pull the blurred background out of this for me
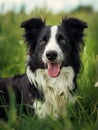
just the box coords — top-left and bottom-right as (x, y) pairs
(0, 0), (98, 129)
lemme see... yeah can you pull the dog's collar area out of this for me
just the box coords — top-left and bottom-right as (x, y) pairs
(26, 65), (75, 95)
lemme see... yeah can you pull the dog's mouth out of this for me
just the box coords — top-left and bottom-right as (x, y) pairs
(47, 62), (62, 78)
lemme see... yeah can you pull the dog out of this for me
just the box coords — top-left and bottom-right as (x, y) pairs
(0, 17), (88, 119)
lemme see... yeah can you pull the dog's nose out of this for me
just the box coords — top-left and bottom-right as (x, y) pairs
(46, 50), (58, 61)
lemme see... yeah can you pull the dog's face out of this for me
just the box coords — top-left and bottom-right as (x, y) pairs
(21, 17), (87, 78)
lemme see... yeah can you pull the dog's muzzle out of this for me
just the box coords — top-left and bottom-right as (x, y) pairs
(43, 50), (63, 78)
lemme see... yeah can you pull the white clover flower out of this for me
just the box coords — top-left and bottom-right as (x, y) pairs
(95, 82), (98, 87)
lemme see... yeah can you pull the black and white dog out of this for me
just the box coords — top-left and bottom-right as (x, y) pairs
(0, 17), (87, 119)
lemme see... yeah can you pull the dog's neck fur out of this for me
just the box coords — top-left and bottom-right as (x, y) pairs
(26, 66), (75, 118)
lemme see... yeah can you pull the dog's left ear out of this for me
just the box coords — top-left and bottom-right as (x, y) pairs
(62, 18), (88, 52)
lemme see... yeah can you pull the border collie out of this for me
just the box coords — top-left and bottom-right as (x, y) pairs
(0, 17), (87, 119)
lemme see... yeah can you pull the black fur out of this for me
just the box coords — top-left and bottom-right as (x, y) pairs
(0, 17), (88, 119)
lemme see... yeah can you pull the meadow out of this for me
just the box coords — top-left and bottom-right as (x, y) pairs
(0, 8), (98, 130)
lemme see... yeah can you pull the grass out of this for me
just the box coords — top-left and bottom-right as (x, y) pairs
(0, 9), (98, 130)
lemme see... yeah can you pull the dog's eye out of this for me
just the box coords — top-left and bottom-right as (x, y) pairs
(60, 39), (66, 44)
(40, 40), (46, 45)
(57, 34), (67, 45)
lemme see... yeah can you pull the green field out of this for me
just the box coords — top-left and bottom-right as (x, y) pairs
(0, 9), (98, 130)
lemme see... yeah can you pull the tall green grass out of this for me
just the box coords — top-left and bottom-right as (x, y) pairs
(0, 10), (98, 130)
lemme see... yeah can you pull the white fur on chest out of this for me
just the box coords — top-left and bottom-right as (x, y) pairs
(26, 66), (75, 118)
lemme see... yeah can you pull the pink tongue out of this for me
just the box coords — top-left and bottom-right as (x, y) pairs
(48, 63), (60, 78)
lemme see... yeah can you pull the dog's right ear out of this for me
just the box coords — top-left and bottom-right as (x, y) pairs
(20, 18), (45, 55)
(20, 18), (45, 30)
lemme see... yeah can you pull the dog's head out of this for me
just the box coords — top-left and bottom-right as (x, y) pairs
(21, 17), (87, 78)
